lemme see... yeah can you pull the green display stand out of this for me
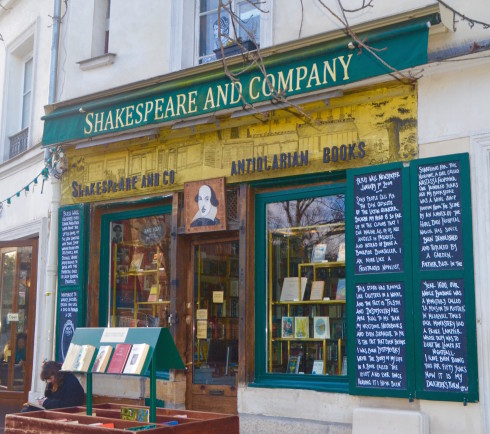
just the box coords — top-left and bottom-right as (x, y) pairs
(69, 327), (184, 422)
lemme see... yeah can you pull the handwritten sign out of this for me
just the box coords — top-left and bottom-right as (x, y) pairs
(354, 170), (404, 274)
(418, 161), (463, 270)
(57, 291), (79, 360)
(140, 224), (165, 245)
(421, 279), (468, 393)
(60, 208), (81, 286)
(355, 282), (407, 390)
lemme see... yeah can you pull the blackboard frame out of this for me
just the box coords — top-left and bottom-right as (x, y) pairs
(346, 162), (415, 398)
(56, 204), (89, 362)
(410, 153), (478, 402)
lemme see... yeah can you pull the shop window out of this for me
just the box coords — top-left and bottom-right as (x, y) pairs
(255, 183), (348, 390)
(104, 212), (171, 330)
(197, 0), (265, 64)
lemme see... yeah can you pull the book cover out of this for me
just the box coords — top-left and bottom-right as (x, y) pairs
(121, 406), (150, 422)
(126, 425), (158, 432)
(91, 345), (113, 373)
(311, 243), (327, 263)
(313, 316), (330, 339)
(123, 343), (150, 375)
(309, 281), (325, 301)
(106, 343), (132, 374)
(61, 343), (81, 371)
(25, 400), (44, 410)
(147, 285), (159, 302)
(281, 316), (294, 338)
(73, 344), (96, 372)
(337, 242), (345, 262)
(286, 355), (301, 374)
(335, 278), (346, 300)
(312, 360), (324, 375)
(294, 317), (309, 338)
(280, 277), (300, 301)
(130, 252), (144, 271)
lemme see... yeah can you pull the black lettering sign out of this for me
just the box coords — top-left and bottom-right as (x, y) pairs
(57, 291), (79, 361)
(60, 209), (81, 286)
(418, 161), (463, 270)
(355, 282), (407, 390)
(354, 170), (403, 274)
(421, 279), (468, 393)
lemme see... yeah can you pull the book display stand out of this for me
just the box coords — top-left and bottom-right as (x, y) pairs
(69, 327), (184, 422)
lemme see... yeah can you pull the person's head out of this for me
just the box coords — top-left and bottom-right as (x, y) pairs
(194, 184), (219, 217)
(16, 333), (27, 350)
(113, 225), (122, 234)
(213, 16), (230, 46)
(40, 361), (63, 391)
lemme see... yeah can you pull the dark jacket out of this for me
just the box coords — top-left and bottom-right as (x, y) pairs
(43, 372), (85, 409)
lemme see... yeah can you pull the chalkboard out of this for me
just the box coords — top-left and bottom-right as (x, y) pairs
(354, 282), (407, 390)
(57, 290), (79, 361)
(421, 279), (468, 393)
(418, 161), (463, 270)
(354, 169), (404, 274)
(60, 208), (81, 286)
(140, 223), (165, 245)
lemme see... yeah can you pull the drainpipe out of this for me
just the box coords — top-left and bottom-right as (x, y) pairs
(41, 0), (62, 367)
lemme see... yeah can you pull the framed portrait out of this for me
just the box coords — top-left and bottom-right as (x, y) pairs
(111, 222), (124, 244)
(184, 178), (226, 233)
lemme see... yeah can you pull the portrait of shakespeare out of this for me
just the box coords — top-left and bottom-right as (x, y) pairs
(191, 184), (221, 227)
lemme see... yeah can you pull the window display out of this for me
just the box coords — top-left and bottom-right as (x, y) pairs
(266, 194), (346, 376)
(109, 215), (171, 328)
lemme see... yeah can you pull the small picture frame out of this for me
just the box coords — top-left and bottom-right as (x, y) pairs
(184, 178), (226, 233)
(111, 223), (124, 244)
(281, 316), (294, 339)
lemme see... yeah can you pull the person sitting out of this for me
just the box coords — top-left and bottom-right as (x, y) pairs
(22, 361), (85, 411)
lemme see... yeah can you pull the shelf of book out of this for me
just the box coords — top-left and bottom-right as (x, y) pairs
(112, 242), (170, 328)
(267, 224), (346, 376)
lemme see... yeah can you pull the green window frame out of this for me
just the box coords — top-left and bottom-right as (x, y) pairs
(253, 182), (349, 393)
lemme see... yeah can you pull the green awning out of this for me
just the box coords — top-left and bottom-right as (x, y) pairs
(42, 14), (438, 147)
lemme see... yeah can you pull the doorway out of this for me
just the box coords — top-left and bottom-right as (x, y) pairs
(0, 239), (37, 405)
(186, 238), (239, 414)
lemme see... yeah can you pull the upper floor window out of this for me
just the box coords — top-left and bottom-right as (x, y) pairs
(21, 58), (33, 130)
(91, 0), (111, 57)
(197, 0), (262, 64)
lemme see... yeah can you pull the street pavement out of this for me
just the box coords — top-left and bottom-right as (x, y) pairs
(0, 402), (21, 433)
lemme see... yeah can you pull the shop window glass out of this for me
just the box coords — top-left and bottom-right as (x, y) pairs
(109, 215), (171, 328)
(266, 194), (346, 377)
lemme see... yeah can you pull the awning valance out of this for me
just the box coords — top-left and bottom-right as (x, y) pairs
(42, 14), (438, 147)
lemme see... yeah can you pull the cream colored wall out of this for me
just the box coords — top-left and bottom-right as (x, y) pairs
(58, 0), (172, 100)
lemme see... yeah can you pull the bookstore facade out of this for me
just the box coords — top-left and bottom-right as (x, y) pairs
(42, 13), (481, 432)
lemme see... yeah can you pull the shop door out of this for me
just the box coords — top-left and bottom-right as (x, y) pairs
(0, 240), (37, 404)
(186, 238), (239, 414)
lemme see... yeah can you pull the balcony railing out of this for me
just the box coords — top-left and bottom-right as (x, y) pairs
(9, 128), (29, 158)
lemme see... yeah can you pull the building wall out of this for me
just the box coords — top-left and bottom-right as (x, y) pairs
(0, 0), (56, 401)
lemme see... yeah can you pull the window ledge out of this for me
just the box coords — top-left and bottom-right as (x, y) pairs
(78, 53), (116, 71)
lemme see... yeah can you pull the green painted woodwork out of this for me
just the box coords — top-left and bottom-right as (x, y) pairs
(409, 153), (478, 403)
(55, 204), (89, 362)
(346, 163), (415, 399)
(42, 16), (436, 146)
(253, 182), (348, 392)
(70, 327), (184, 421)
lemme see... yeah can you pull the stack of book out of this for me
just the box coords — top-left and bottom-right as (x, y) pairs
(61, 342), (150, 375)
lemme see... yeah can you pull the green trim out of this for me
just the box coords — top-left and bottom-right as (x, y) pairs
(254, 182), (347, 392)
(410, 153), (478, 403)
(55, 204), (90, 362)
(346, 163), (415, 398)
(42, 15), (436, 146)
(99, 204), (172, 327)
